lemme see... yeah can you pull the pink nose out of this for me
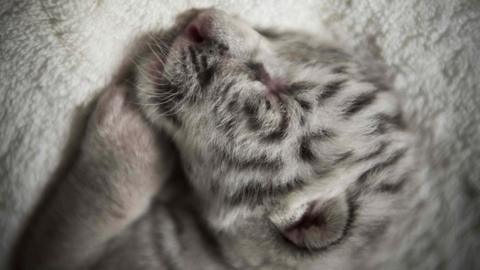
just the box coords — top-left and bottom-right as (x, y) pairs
(185, 22), (205, 43)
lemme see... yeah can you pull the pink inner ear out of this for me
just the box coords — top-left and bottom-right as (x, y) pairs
(282, 203), (328, 247)
(283, 226), (305, 245)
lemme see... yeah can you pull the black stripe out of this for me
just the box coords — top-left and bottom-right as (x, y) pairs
(246, 61), (264, 81)
(200, 55), (208, 69)
(243, 100), (262, 131)
(152, 81), (181, 100)
(317, 79), (347, 103)
(243, 100), (258, 115)
(318, 47), (351, 61)
(297, 129), (336, 163)
(371, 113), (406, 134)
(213, 80), (235, 113)
(217, 43), (229, 55)
(299, 136), (316, 162)
(220, 80), (235, 96)
(286, 81), (317, 94)
(260, 104), (289, 142)
(166, 114), (182, 127)
(188, 46), (200, 74)
(382, 113), (406, 129)
(310, 129), (336, 140)
(356, 149), (407, 185)
(220, 118), (236, 134)
(332, 151), (353, 164)
(172, 86), (185, 102)
(228, 178), (305, 206)
(215, 146), (284, 171)
(235, 155), (283, 171)
(295, 97), (312, 112)
(375, 176), (408, 194)
(343, 92), (377, 116)
(187, 86), (199, 105)
(265, 99), (272, 110)
(198, 65), (215, 88)
(226, 92), (240, 112)
(355, 142), (389, 162)
(332, 66), (348, 74)
(180, 48), (187, 71)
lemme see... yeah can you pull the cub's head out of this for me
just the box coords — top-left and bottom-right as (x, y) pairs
(136, 8), (413, 267)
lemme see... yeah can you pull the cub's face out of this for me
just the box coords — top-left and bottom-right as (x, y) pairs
(136, 8), (412, 266)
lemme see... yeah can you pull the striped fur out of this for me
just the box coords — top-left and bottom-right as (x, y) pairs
(134, 8), (416, 269)
(13, 8), (417, 270)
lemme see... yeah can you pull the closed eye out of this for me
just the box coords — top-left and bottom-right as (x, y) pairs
(246, 61), (270, 83)
(255, 28), (283, 40)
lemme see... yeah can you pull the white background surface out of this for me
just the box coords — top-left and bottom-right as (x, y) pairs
(1, 0), (479, 268)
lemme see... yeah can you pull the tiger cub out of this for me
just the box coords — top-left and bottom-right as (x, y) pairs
(13, 8), (416, 270)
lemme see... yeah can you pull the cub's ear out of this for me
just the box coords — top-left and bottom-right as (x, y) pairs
(271, 197), (350, 250)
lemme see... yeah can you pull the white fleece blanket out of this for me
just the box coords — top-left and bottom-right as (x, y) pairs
(1, 0), (479, 267)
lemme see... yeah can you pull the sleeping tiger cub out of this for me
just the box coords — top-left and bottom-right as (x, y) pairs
(13, 8), (417, 270)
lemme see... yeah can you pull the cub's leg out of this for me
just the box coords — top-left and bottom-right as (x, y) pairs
(13, 84), (173, 270)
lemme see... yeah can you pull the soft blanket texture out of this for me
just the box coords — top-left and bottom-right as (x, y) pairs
(1, 0), (479, 268)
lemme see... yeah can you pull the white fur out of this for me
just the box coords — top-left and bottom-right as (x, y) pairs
(1, 1), (479, 269)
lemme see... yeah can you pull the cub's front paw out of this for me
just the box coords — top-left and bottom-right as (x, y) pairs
(82, 84), (173, 186)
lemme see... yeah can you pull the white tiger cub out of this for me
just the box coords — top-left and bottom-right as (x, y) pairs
(13, 8), (419, 270)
